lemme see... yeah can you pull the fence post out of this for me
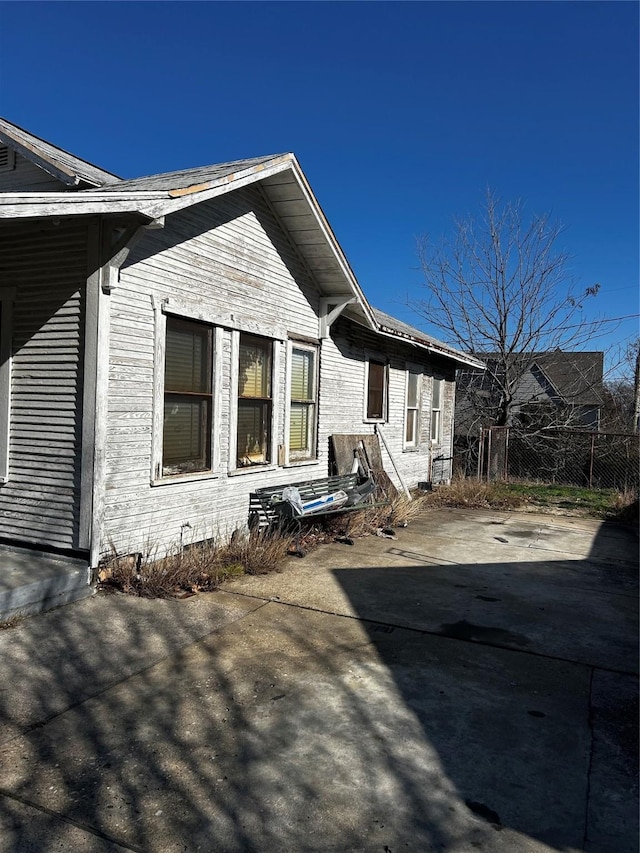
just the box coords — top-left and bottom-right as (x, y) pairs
(504, 427), (510, 482)
(486, 428), (492, 483)
(589, 432), (595, 489)
(477, 428), (484, 482)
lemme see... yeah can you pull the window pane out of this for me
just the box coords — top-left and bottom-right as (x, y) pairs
(291, 348), (314, 400)
(367, 361), (385, 419)
(407, 372), (419, 407)
(163, 396), (210, 474)
(237, 400), (271, 465)
(290, 403), (311, 452)
(431, 410), (440, 442)
(405, 409), (416, 444)
(239, 335), (271, 398)
(165, 318), (210, 393)
(432, 378), (442, 409)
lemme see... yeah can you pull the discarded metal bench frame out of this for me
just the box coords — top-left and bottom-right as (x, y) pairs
(249, 473), (390, 552)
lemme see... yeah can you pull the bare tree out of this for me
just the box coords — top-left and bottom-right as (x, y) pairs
(633, 339), (640, 434)
(411, 190), (606, 432)
(594, 337), (640, 433)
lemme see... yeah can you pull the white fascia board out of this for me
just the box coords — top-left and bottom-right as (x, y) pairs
(0, 192), (167, 219)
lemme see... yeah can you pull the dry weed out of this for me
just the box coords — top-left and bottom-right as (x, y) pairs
(611, 490), (639, 526)
(421, 478), (524, 510)
(100, 528), (294, 598)
(297, 493), (431, 549)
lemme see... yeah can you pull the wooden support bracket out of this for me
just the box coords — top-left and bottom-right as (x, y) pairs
(319, 295), (357, 338)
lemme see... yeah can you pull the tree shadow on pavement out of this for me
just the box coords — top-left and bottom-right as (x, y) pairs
(0, 518), (636, 852)
(332, 519), (639, 852)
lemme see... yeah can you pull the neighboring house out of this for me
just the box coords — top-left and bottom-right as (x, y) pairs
(0, 117), (483, 576)
(456, 351), (605, 437)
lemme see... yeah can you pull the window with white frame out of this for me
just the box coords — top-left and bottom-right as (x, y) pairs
(404, 366), (421, 448)
(0, 289), (14, 483)
(236, 333), (273, 467)
(288, 342), (318, 462)
(431, 378), (444, 443)
(162, 316), (213, 476)
(365, 358), (387, 421)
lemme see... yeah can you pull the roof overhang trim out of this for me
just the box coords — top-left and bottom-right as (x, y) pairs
(0, 191), (168, 220)
(0, 131), (111, 188)
(350, 315), (484, 368)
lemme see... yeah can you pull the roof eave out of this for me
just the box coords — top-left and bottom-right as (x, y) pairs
(144, 154), (376, 327)
(376, 324), (485, 368)
(0, 191), (168, 220)
(0, 132), (105, 189)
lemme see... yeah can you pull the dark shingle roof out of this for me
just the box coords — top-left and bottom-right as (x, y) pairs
(533, 351), (604, 406)
(94, 155), (287, 194)
(0, 117), (120, 187)
(462, 351), (605, 406)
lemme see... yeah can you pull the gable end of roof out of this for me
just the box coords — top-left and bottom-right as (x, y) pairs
(0, 117), (121, 188)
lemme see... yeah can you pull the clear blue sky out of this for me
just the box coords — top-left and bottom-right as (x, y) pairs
(0, 1), (638, 374)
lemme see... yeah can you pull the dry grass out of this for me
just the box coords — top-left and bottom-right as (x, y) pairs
(99, 528), (294, 598)
(611, 490), (639, 526)
(418, 477), (639, 522)
(420, 478), (525, 510)
(295, 493), (433, 550)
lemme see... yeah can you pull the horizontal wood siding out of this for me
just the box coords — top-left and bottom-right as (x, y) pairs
(102, 186), (326, 557)
(0, 220), (87, 549)
(0, 150), (69, 192)
(326, 318), (456, 488)
(100, 187), (460, 559)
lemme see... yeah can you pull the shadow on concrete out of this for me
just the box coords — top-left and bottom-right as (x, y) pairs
(0, 591), (493, 851)
(0, 517), (636, 852)
(332, 519), (639, 852)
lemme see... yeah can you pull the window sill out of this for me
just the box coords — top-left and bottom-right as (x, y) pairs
(151, 471), (221, 487)
(363, 419), (387, 425)
(228, 465), (277, 477)
(283, 459), (321, 470)
(402, 446), (421, 453)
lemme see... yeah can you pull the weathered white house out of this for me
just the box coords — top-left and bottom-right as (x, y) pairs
(0, 117), (482, 605)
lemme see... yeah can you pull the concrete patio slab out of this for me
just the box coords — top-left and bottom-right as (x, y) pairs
(0, 507), (636, 853)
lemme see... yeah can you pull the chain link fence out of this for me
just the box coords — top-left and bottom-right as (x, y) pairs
(461, 428), (639, 491)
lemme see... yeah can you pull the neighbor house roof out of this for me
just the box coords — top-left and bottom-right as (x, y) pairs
(0, 117), (120, 188)
(461, 351), (605, 406)
(532, 351), (605, 406)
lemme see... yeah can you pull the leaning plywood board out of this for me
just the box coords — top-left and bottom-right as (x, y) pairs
(330, 434), (398, 500)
